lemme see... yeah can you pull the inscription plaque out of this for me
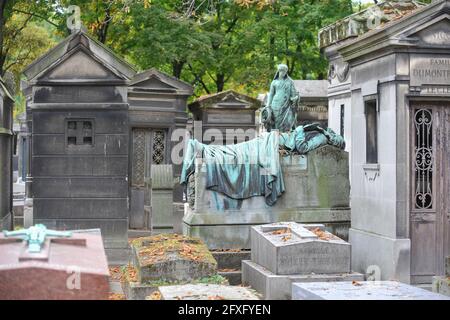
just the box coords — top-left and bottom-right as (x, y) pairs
(410, 54), (450, 86)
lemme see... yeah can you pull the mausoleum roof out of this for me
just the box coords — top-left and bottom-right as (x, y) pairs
(336, 0), (450, 60)
(22, 30), (136, 82)
(0, 76), (14, 101)
(129, 68), (193, 95)
(319, 0), (425, 49)
(189, 90), (261, 110)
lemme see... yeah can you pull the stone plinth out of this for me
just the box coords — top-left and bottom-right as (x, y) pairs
(251, 222), (350, 275)
(122, 234), (227, 300)
(183, 146), (350, 249)
(292, 281), (450, 300)
(242, 260), (364, 300)
(242, 222), (362, 300)
(155, 284), (261, 300)
(0, 229), (109, 300)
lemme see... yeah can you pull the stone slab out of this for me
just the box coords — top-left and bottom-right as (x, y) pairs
(251, 222), (350, 275)
(0, 228), (110, 300)
(131, 234), (217, 283)
(432, 276), (450, 297)
(242, 260), (364, 300)
(292, 281), (450, 300)
(157, 284), (260, 300)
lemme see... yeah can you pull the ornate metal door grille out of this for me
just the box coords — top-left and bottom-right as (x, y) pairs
(152, 130), (166, 165)
(413, 109), (433, 210)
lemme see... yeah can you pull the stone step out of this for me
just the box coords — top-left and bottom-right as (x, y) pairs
(218, 270), (242, 285)
(211, 250), (251, 270)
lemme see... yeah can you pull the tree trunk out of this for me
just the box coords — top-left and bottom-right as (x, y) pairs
(0, 0), (8, 75)
(172, 60), (185, 79)
(215, 73), (225, 92)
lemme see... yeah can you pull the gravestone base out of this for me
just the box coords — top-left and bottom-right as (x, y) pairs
(183, 208), (350, 250)
(292, 281), (450, 300)
(156, 284), (261, 300)
(432, 276), (450, 297)
(121, 277), (159, 300)
(349, 228), (411, 283)
(242, 260), (364, 300)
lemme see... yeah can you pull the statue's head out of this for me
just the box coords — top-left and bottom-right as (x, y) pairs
(276, 64), (288, 79)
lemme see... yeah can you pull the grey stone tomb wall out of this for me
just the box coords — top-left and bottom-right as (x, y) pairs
(22, 30), (136, 254)
(0, 75), (14, 230)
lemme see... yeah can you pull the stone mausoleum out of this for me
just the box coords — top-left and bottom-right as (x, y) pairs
(321, 0), (450, 284)
(0, 75), (14, 230)
(21, 30), (136, 256)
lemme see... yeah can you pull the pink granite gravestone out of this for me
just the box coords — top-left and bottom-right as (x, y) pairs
(0, 228), (109, 300)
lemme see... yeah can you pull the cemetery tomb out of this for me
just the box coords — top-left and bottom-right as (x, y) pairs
(21, 29), (135, 260)
(121, 233), (227, 300)
(320, 0), (450, 283)
(0, 226), (109, 300)
(128, 69), (193, 233)
(250, 222), (351, 275)
(242, 222), (363, 300)
(183, 146), (350, 250)
(188, 90), (260, 145)
(0, 75), (14, 230)
(292, 281), (450, 300)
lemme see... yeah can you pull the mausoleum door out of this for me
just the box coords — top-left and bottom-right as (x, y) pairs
(129, 128), (167, 229)
(410, 104), (450, 284)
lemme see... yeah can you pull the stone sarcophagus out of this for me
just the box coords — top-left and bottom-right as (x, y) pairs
(183, 145), (350, 249)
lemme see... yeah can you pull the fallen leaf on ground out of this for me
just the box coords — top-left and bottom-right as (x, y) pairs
(108, 293), (126, 300)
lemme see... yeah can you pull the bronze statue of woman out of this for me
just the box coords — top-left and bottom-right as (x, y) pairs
(262, 64), (299, 132)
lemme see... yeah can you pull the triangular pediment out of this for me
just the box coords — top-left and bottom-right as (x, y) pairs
(39, 49), (124, 81)
(129, 68), (193, 94)
(189, 90), (261, 111)
(217, 92), (249, 108)
(401, 14), (450, 46)
(134, 75), (178, 90)
(23, 30), (136, 82)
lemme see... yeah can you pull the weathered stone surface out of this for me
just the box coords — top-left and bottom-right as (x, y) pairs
(432, 276), (450, 297)
(183, 148), (350, 249)
(292, 281), (450, 300)
(251, 222), (350, 275)
(22, 30), (133, 250)
(242, 260), (363, 300)
(0, 229), (109, 300)
(131, 234), (217, 284)
(156, 284), (261, 300)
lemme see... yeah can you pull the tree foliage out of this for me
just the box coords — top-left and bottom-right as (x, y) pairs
(0, 0), (356, 103)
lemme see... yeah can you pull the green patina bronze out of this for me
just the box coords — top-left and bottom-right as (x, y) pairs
(3, 224), (72, 253)
(180, 124), (345, 207)
(262, 64), (299, 132)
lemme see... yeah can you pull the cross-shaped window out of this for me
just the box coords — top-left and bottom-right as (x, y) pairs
(66, 119), (94, 147)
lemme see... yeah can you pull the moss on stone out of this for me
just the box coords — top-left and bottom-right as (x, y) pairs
(131, 233), (217, 268)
